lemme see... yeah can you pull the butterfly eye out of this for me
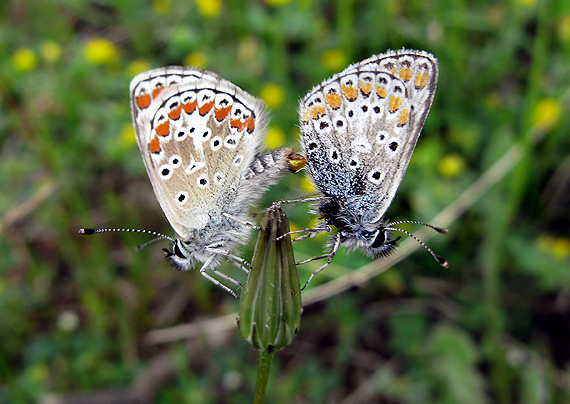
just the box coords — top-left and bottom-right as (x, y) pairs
(173, 243), (186, 259)
(370, 230), (386, 249)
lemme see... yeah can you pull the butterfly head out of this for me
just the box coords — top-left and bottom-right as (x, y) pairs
(318, 198), (400, 258)
(338, 225), (401, 259)
(162, 237), (227, 271)
(162, 239), (196, 271)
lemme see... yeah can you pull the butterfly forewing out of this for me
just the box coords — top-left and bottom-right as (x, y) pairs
(300, 50), (438, 224)
(130, 67), (267, 239)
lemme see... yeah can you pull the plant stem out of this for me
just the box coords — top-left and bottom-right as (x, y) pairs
(253, 351), (274, 404)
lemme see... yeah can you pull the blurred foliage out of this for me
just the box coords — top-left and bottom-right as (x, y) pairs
(1, 0), (570, 403)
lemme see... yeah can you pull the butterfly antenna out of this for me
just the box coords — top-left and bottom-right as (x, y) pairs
(387, 220), (448, 235)
(385, 222), (449, 268)
(79, 228), (175, 251)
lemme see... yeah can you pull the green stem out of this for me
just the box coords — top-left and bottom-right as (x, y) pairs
(253, 351), (275, 404)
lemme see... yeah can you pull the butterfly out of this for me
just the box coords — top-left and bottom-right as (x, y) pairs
(82, 67), (304, 296)
(296, 49), (447, 285)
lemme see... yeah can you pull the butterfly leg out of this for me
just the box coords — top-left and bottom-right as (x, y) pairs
(275, 224), (331, 242)
(276, 196), (328, 205)
(204, 245), (252, 273)
(199, 254), (242, 298)
(222, 212), (261, 231)
(298, 232), (342, 290)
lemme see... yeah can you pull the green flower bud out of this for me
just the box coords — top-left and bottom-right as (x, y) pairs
(237, 204), (302, 353)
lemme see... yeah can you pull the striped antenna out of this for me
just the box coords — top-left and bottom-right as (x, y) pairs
(79, 228), (174, 251)
(385, 220), (449, 267)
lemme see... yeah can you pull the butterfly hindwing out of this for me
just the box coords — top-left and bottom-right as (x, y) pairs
(300, 50), (438, 224)
(130, 67), (267, 239)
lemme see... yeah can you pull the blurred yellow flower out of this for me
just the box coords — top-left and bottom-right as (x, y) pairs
(531, 98), (561, 132)
(438, 153), (466, 178)
(184, 51), (207, 68)
(196, 0), (222, 18)
(514, 0), (537, 6)
(264, 126), (286, 149)
(119, 123), (137, 148)
(552, 237), (570, 259)
(40, 41), (61, 63)
(321, 48), (347, 72)
(128, 59), (151, 77)
(260, 83), (285, 110)
(153, 0), (172, 14)
(12, 48), (38, 72)
(300, 175), (317, 193)
(538, 235), (570, 259)
(265, 0), (292, 5)
(84, 38), (119, 65)
(559, 15), (570, 44)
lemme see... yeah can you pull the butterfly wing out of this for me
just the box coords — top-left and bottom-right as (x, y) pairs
(130, 67), (267, 239)
(300, 50), (438, 223)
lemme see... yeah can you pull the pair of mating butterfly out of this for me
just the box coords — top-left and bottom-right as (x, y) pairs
(81, 49), (448, 297)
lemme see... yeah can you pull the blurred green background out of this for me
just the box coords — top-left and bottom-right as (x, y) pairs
(1, 0), (570, 403)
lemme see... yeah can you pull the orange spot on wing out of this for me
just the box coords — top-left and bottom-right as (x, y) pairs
(359, 81), (373, 96)
(156, 120), (170, 137)
(215, 105), (232, 121)
(376, 85), (387, 98)
(246, 116), (255, 132)
(152, 86), (165, 99)
(198, 100), (214, 116)
(341, 84), (358, 101)
(398, 67), (412, 81)
(150, 136), (161, 154)
(414, 72), (430, 89)
(301, 110), (310, 123)
(136, 94), (151, 109)
(325, 92), (342, 109)
(398, 108), (410, 126)
(231, 118), (247, 131)
(388, 95), (402, 113)
(309, 104), (326, 119)
(182, 99), (197, 114)
(168, 105), (182, 120)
